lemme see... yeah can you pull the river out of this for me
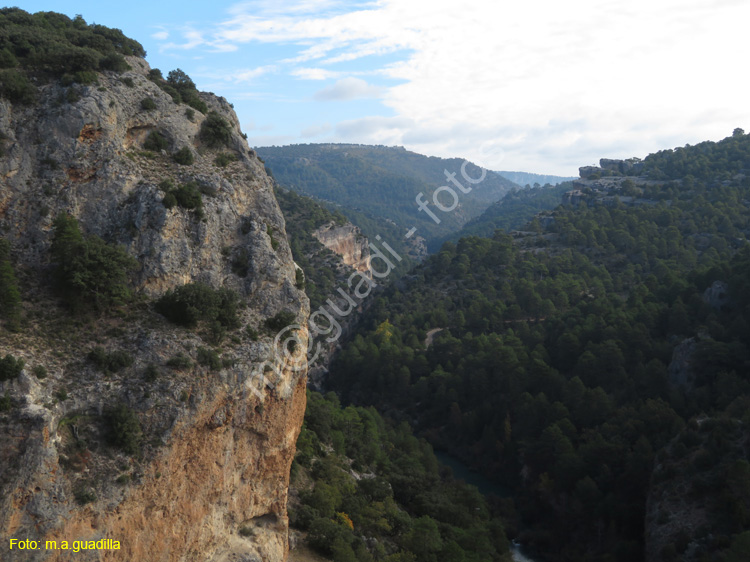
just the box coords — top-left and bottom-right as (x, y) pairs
(434, 451), (538, 562)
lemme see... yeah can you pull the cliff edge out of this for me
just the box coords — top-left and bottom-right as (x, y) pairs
(0, 12), (308, 561)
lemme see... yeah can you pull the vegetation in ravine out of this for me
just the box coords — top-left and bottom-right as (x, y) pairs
(256, 144), (516, 251)
(292, 390), (512, 562)
(328, 131), (750, 562)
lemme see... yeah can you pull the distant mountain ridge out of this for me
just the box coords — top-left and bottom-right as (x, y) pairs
(256, 144), (517, 254)
(495, 170), (577, 186)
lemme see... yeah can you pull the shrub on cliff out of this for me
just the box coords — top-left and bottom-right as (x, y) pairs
(0, 238), (22, 330)
(214, 152), (238, 168)
(106, 403), (142, 456)
(265, 310), (297, 332)
(200, 112), (232, 148)
(0, 354), (24, 382)
(50, 214), (138, 311)
(160, 181), (204, 218)
(155, 282), (240, 330)
(0, 69), (35, 104)
(196, 347), (221, 371)
(143, 130), (167, 151)
(88, 347), (134, 373)
(98, 53), (130, 72)
(173, 146), (194, 165)
(166, 68), (207, 113)
(173, 181), (201, 211)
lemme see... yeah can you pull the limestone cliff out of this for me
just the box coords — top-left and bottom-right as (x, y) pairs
(312, 222), (371, 276)
(0, 55), (308, 561)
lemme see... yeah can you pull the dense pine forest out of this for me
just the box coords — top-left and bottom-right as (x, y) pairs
(290, 390), (512, 562)
(318, 131), (750, 562)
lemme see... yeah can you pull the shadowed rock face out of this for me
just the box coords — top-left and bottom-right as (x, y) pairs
(0, 56), (308, 561)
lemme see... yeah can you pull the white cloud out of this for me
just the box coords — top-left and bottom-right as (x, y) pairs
(292, 67), (341, 80)
(160, 29), (206, 51)
(313, 77), (383, 101)
(151, 30), (169, 40)
(301, 123), (333, 137)
(177, 0), (750, 173)
(335, 116), (413, 142)
(233, 65), (276, 82)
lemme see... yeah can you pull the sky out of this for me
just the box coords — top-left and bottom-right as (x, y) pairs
(16, 0), (750, 175)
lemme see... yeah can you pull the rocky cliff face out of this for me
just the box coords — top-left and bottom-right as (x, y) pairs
(312, 222), (371, 276)
(0, 56), (307, 561)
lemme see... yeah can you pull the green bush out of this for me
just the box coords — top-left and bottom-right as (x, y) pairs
(98, 53), (129, 72)
(147, 68), (163, 81)
(140, 97), (156, 110)
(32, 365), (47, 379)
(158, 179), (175, 191)
(183, 90), (207, 114)
(0, 48), (18, 68)
(0, 10), (144, 82)
(0, 238), (22, 329)
(61, 70), (98, 85)
(166, 68), (195, 91)
(231, 248), (249, 277)
(0, 8), (146, 77)
(266, 225), (279, 250)
(265, 310), (297, 332)
(156, 282), (240, 331)
(159, 84), (181, 103)
(214, 152), (238, 168)
(173, 182), (202, 210)
(65, 87), (81, 104)
(185, 108), (195, 121)
(88, 347), (134, 372)
(197, 347), (221, 371)
(166, 353), (193, 370)
(0, 69), (36, 104)
(0, 354), (25, 382)
(121, 77), (134, 87)
(173, 146), (194, 165)
(0, 391), (11, 412)
(74, 487), (97, 506)
(160, 181), (204, 217)
(307, 518), (353, 556)
(166, 68), (207, 113)
(200, 112), (232, 148)
(143, 130), (168, 151)
(144, 363), (159, 382)
(106, 403), (142, 456)
(162, 192), (177, 209)
(50, 214), (138, 310)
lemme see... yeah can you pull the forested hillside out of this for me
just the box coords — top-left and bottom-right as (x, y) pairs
(256, 144), (517, 253)
(436, 182), (572, 247)
(327, 131), (750, 562)
(289, 390), (511, 562)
